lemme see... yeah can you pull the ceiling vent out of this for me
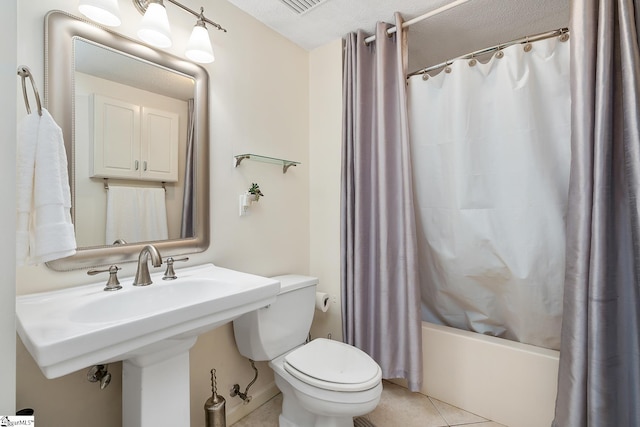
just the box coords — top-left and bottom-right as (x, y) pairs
(278, 0), (328, 15)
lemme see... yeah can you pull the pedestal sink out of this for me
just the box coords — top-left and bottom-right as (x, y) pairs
(16, 263), (280, 427)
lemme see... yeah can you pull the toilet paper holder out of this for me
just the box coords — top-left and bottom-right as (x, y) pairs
(315, 292), (330, 313)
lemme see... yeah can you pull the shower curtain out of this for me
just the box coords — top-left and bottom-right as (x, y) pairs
(554, 0), (640, 425)
(342, 13), (423, 391)
(407, 37), (571, 349)
(180, 99), (195, 238)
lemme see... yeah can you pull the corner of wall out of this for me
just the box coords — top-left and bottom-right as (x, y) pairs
(308, 38), (344, 342)
(0, 0), (17, 415)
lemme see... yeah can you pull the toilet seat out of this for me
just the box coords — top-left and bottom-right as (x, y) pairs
(284, 338), (382, 392)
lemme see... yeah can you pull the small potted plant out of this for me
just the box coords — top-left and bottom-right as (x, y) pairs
(247, 183), (264, 202)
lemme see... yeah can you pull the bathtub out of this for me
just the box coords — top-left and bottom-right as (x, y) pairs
(418, 322), (559, 427)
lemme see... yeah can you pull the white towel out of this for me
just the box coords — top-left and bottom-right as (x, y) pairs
(16, 109), (77, 265)
(105, 186), (168, 244)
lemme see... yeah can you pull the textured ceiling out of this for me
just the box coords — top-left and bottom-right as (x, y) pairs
(226, 0), (570, 73)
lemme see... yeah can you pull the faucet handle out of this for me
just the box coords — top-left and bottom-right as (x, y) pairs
(162, 257), (189, 280)
(88, 265), (122, 291)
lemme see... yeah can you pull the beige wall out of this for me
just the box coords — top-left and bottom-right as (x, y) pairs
(15, 0), (310, 426)
(0, 0), (17, 416)
(308, 39), (344, 342)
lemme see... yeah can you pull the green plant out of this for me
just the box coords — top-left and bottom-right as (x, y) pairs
(247, 183), (264, 201)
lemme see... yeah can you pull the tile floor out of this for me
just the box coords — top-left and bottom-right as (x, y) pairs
(232, 381), (506, 427)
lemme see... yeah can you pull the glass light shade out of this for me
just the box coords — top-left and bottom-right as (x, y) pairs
(185, 24), (215, 63)
(79, 0), (121, 27)
(137, 2), (172, 48)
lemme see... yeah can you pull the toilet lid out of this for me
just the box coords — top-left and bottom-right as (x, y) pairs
(284, 338), (381, 392)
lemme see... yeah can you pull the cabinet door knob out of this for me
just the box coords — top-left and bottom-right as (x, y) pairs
(135, 160), (139, 170)
(144, 161), (148, 171)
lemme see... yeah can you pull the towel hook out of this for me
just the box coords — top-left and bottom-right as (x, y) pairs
(17, 65), (43, 116)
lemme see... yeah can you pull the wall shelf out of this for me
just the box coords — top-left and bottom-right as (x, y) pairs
(234, 153), (300, 174)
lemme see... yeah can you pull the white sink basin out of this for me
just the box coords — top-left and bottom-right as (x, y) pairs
(70, 277), (243, 324)
(16, 263), (280, 379)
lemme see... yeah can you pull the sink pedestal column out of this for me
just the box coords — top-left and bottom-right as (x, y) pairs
(122, 337), (198, 427)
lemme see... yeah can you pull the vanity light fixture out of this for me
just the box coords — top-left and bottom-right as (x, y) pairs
(79, 0), (122, 27)
(134, 0), (226, 62)
(137, 0), (172, 48)
(79, 0), (227, 63)
(185, 10), (215, 63)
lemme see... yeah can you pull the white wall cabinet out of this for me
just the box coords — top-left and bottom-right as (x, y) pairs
(91, 94), (179, 182)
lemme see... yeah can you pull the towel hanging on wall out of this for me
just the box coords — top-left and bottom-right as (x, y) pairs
(105, 185), (169, 244)
(16, 109), (77, 265)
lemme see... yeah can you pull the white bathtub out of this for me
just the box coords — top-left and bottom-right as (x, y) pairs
(419, 322), (559, 427)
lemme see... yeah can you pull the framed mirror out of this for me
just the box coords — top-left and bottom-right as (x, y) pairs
(45, 10), (209, 271)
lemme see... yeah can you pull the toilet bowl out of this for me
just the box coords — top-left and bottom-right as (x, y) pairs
(273, 338), (382, 426)
(233, 275), (383, 427)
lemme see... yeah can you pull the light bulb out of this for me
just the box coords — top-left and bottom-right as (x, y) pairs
(186, 22), (215, 63)
(137, 0), (172, 48)
(79, 0), (121, 27)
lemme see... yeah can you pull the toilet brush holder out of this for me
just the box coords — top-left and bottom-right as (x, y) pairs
(204, 369), (226, 427)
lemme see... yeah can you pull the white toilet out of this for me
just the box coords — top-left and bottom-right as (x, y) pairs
(233, 275), (383, 427)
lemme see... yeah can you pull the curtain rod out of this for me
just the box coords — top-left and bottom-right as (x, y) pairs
(407, 27), (570, 78)
(364, 0), (471, 45)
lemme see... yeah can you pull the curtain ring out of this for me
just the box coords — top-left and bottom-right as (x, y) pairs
(421, 71), (430, 81)
(444, 61), (452, 73)
(495, 47), (504, 59)
(559, 29), (569, 42)
(523, 36), (532, 52)
(468, 53), (477, 67)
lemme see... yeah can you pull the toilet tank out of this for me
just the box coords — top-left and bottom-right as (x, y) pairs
(233, 275), (318, 361)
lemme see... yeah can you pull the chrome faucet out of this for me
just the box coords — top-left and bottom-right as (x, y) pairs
(133, 245), (163, 286)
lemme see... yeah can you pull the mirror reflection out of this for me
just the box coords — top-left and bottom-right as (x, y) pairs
(73, 38), (196, 248)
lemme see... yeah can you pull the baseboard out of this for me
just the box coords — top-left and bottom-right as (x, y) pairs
(226, 382), (280, 425)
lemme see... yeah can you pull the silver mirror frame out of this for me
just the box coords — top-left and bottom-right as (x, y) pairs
(45, 10), (209, 271)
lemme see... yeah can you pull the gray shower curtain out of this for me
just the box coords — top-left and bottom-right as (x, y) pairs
(180, 99), (195, 238)
(341, 13), (423, 391)
(553, 0), (640, 425)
